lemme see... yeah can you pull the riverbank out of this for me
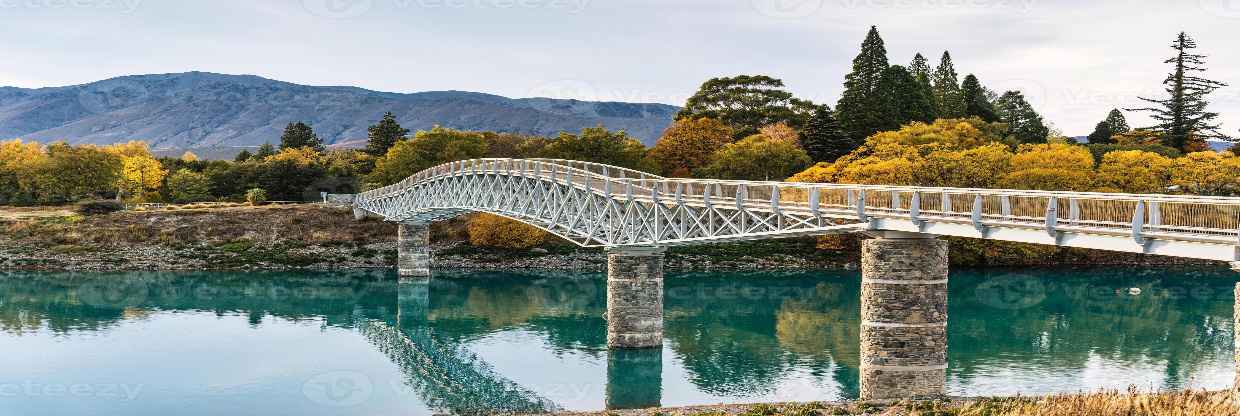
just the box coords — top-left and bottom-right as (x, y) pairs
(0, 204), (1220, 272)
(553, 390), (1236, 416)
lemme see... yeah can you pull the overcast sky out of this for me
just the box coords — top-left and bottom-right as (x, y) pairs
(2, 0), (1239, 136)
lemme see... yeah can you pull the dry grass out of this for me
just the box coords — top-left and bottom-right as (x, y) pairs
(558, 390), (1238, 416)
(954, 389), (1237, 416)
(1, 204), (398, 248)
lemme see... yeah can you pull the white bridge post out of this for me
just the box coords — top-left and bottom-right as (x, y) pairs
(397, 222), (432, 278)
(860, 232), (949, 400)
(605, 246), (666, 349)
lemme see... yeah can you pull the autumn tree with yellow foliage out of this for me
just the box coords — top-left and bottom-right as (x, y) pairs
(648, 117), (733, 177)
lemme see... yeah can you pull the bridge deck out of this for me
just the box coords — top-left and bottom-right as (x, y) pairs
(354, 158), (1240, 262)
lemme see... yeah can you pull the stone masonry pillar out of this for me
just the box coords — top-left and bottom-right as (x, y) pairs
(1234, 280), (1239, 406)
(860, 233), (949, 400)
(606, 247), (666, 349)
(397, 223), (431, 278)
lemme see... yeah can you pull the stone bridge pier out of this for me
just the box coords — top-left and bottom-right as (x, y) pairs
(860, 232), (949, 400)
(605, 247), (666, 349)
(398, 223), (432, 278)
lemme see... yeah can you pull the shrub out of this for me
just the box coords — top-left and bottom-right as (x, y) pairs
(76, 200), (124, 216)
(467, 213), (549, 249)
(245, 188), (269, 206)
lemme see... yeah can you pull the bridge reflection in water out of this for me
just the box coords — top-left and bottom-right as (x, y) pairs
(0, 268), (1234, 412)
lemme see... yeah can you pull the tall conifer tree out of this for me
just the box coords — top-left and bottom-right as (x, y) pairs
(1103, 109), (1131, 134)
(279, 122), (325, 152)
(874, 65), (935, 130)
(909, 53), (938, 119)
(366, 112), (410, 157)
(799, 104), (855, 162)
(836, 26), (891, 142)
(960, 74), (998, 122)
(1087, 122), (1115, 144)
(931, 52), (965, 118)
(1129, 32), (1231, 150)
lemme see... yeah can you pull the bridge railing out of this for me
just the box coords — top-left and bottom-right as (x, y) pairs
(357, 158), (1240, 245)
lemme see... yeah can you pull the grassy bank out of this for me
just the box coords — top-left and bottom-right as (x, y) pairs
(559, 390), (1236, 416)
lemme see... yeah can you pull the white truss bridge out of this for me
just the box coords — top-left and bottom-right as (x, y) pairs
(353, 158), (1240, 262)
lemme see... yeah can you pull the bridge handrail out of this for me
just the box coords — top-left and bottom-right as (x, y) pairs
(356, 158), (1240, 245)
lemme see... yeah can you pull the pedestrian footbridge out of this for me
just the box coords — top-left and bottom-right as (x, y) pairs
(349, 158), (1240, 401)
(353, 158), (1240, 262)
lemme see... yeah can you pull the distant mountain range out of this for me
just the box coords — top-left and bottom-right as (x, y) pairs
(0, 72), (680, 155)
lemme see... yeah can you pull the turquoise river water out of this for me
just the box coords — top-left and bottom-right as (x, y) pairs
(0, 267), (1236, 415)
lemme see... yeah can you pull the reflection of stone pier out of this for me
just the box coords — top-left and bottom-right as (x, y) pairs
(859, 233), (948, 400)
(397, 277), (431, 328)
(606, 348), (663, 410)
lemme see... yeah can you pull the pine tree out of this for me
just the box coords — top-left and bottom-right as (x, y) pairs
(366, 112), (410, 157)
(234, 149), (253, 162)
(995, 91), (1050, 144)
(931, 51), (965, 118)
(909, 53), (937, 118)
(254, 143), (276, 159)
(1128, 32), (1231, 150)
(960, 74), (999, 122)
(1087, 122), (1115, 144)
(874, 65), (935, 130)
(799, 104), (855, 162)
(1103, 108), (1130, 134)
(279, 122), (325, 152)
(836, 26), (891, 142)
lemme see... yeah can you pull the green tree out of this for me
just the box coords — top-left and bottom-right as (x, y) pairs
(836, 26), (891, 142)
(234, 149), (253, 162)
(677, 75), (815, 139)
(36, 143), (122, 204)
(1104, 108), (1131, 134)
(1129, 32), (1231, 151)
(910, 53), (938, 118)
(254, 143), (276, 159)
(649, 118), (734, 177)
(697, 134), (811, 181)
(365, 112), (410, 157)
(799, 104), (855, 162)
(541, 126), (650, 170)
(874, 65), (935, 130)
(996, 91), (1050, 144)
(279, 122), (325, 152)
(256, 148), (327, 201)
(1087, 122), (1115, 144)
(931, 51), (965, 118)
(367, 127), (489, 186)
(165, 168), (212, 203)
(960, 74), (998, 122)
